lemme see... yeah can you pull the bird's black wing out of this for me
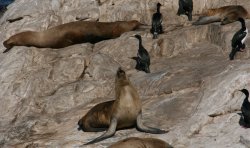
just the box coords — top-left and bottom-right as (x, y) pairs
(232, 30), (247, 48)
(242, 104), (250, 124)
(152, 13), (162, 29)
(138, 48), (150, 64)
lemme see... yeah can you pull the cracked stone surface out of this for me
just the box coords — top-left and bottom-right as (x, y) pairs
(1, 0), (250, 148)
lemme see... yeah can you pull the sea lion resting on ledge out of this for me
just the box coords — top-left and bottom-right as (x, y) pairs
(3, 20), (143, 53)
(78, 67), (167, 145)
(193, 5), (250, 25)
(108, 137), (173, 148)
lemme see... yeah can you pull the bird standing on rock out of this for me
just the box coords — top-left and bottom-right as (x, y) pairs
(229, 17), (248, 60)
(177, 0), (193, 21)
(132, 34), (151, 73)
(150, 3), (163, 39)
(240, 89), (250, 128)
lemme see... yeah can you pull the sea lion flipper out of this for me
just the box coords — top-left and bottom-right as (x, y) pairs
(192, 16), (221, 25)
(136, 111), (168, 134)
(3, 48), (11, 53)
(3, 40), (13, 53)
(84, 117), (117, 145)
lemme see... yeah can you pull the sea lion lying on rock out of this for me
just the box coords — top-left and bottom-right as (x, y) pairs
(193, 5), (250, 25)
(3, 20), (144, 53)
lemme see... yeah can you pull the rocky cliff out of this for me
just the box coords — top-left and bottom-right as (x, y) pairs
(0, 0), (250, 147)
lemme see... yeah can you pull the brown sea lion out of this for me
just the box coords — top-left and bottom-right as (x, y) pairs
(193, 5), (250, 25)
(108, 137), (173, 148)
(78, 67), (167, 145)
(3, 20), (143, 53)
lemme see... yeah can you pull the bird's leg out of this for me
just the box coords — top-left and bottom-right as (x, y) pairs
(239, 43), (246, 52)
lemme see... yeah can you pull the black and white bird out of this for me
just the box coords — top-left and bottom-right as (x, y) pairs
(132, 35), (150, 73)
(150, 3), (163, 39)
(177, 0), (193, 21)
(229, 17), (248, 60)
(240, 89), (250, 128)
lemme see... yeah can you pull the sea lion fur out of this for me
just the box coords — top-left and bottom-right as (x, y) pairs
(3, 20), (143, 53)
(108, 137), (173, 148)
(193, 5), (250, 25)
(78, 67), (167, 145)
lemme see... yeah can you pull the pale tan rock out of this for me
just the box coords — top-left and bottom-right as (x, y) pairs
(0, 0), (250, 148)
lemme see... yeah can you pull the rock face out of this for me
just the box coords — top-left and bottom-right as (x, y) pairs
(0, 0), (250, 148)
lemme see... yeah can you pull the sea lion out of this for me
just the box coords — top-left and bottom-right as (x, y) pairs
(177, 0), (193, 21)
(150, 3), (163, 39)
(108, 137), (173, 148)
(131, 34), (150, 73)
(229, 18), (248, 60)
(193, 5), (250, 25)
(78, 67), (167, 145)
(239, 89), (250, 128)
(3, 20), (143, 53)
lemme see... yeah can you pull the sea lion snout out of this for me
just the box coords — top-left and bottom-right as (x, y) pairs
(117, 67), (126, 78)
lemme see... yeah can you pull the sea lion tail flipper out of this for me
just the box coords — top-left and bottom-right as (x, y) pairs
(3, 40), (13, 53)
(192, 16), (220, 25)
(3, 48), (12, 53)
(84, 117), (117, 145)
(136, 111), (168, 134)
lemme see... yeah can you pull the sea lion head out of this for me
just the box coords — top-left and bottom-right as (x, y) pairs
(115, 67), (129, 88)
(3, 31), (38, 53)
